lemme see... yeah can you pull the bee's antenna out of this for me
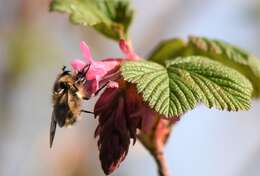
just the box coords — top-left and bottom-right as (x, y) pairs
(94, 81), (109, 96)
(81, 110), (94, 114)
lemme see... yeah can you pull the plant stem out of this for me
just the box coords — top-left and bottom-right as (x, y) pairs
(152, 150), (170, 176)
(138, 117), (177, 176)
(138, 135), (171, 176)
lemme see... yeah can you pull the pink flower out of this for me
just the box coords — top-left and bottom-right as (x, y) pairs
(71, 41), (122, 95)
(70, 40), (139, 96)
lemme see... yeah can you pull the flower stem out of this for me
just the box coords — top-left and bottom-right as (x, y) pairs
(137, 117), (177, 176)
(138, 134), (171, 176)
(152, 150), (170, 176)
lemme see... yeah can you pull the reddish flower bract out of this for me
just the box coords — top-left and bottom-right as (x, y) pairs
(94, 80), (157, 174)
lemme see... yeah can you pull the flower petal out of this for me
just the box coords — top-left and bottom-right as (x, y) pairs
(70, 59), (86, 71)
(71, 41), (123, 96)
(80, 41), (94, 64)
(85, 60), (121, 93)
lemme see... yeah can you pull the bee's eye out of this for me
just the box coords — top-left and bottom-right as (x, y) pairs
(55, 82), (68, 94)
(59, 82), (67, 89)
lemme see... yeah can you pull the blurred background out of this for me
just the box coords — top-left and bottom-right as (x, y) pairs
(0, 0), (260, 175)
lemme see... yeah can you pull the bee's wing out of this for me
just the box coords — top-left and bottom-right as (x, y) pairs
(49, 111), (57, 148)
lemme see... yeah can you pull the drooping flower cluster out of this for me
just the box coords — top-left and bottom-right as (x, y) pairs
(70, 40), (162, 174)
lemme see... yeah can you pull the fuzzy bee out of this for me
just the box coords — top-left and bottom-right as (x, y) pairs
(50, 65), (92, 148)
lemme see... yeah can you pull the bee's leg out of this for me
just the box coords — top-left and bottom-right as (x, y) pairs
(94, 73), (121, 96)
(72, 84), (79, 91)
(94, 82), (109, 96)
(80, 110), (94, 114)
(94, 79), (120, 96)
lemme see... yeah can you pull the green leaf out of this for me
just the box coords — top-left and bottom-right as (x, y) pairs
(121, 57), (253, 117)
(187, 36), (260, 97)
(50, 0), (133, 40)
(148, 38), (186, 64)
(148, 36), (260, 97)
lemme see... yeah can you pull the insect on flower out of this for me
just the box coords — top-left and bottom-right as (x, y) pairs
(50, 40), (141, 173)
(50, 65), (93, 148)
(50, 40), (125, 148)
